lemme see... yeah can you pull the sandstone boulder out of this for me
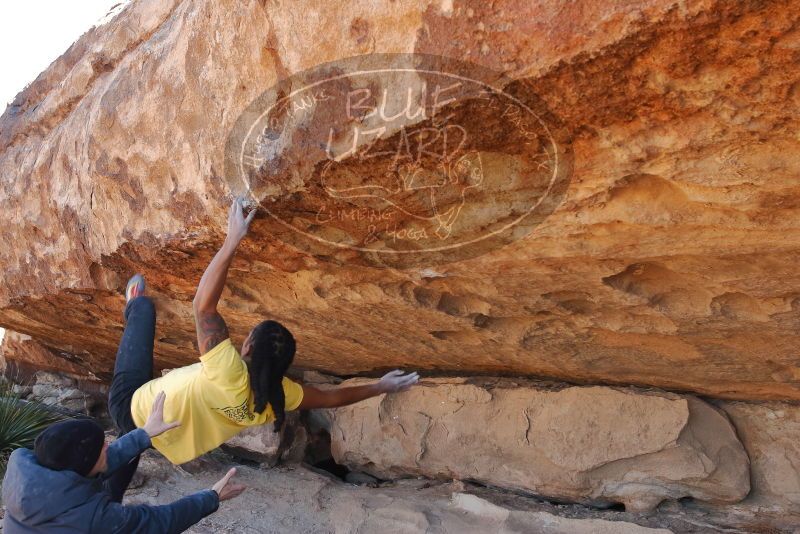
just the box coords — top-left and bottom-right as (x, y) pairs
(0, 0), (798, 403)
(322, 378), (750, 511)
(450, 493), (673, 534)
(0, 330), (95, 379)
(721, 401), (800, 513)
(28, 371), (101, 415)
(225, 424), (276, 464)
(220, 411), (308, 466)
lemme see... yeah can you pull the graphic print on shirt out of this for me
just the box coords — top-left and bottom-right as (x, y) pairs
(214, 399), (255, 423)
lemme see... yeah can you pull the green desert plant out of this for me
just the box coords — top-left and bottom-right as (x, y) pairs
(0, 378), (65, 472)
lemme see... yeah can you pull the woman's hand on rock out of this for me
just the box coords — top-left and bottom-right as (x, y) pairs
(379, 370), (419, 394)
(226, 195), (256, 244)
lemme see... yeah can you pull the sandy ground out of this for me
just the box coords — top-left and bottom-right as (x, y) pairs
(123, 449), (798, 534)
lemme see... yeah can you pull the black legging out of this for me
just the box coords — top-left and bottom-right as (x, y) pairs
(103, 296), (155, 502)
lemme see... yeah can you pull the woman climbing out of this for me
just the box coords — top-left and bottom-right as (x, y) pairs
(111, 196), (419, 465)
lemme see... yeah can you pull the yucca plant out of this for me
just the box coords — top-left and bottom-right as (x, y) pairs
(0, 378), (66, 472)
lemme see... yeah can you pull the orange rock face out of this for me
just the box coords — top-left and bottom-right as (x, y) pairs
(0, 0), (799, 400)
(0, 330), (92, 379)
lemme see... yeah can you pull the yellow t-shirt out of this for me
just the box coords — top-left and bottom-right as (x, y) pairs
(130, 338), (304, 465)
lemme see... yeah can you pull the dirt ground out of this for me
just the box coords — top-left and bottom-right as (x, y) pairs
(124, 449), (797, 534)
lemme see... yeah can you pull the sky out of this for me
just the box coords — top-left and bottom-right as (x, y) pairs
(0, 0), (124, 112)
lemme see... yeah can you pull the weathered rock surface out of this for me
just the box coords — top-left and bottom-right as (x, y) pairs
(321, 378), (750, 512)
(220, 423), (283, 465)
(219, 411), (308, 466)
(0, 330), (97, 379)
(121, 449), (784, 533)
(14, 371), (102, 415)
(720, 401), (800, 513)
(125, 450), (678, 533)
(3, 0), (800, 528)
(1, 331), (107, 414)
(449, 494), (672, 534)
(0, 0), (798, 403)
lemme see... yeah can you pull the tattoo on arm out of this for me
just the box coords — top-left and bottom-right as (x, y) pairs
(195, 310), (230, 354)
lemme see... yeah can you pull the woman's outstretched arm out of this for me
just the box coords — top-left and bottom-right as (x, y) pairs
(193, 197), (255, 355)
(298, 370), (419, 409)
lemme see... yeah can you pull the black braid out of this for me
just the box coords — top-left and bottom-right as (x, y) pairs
(247, 320), (295, 432)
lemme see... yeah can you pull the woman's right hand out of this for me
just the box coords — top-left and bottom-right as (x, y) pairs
(226, 196), (256, 244)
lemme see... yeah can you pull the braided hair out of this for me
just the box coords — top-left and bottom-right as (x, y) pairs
(247, 320), (296, 432)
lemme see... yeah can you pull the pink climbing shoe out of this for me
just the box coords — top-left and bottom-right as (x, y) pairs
(125, 274), (146, 303)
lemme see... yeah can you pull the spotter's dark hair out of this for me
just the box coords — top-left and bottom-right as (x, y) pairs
(248, 320), (295, 432)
